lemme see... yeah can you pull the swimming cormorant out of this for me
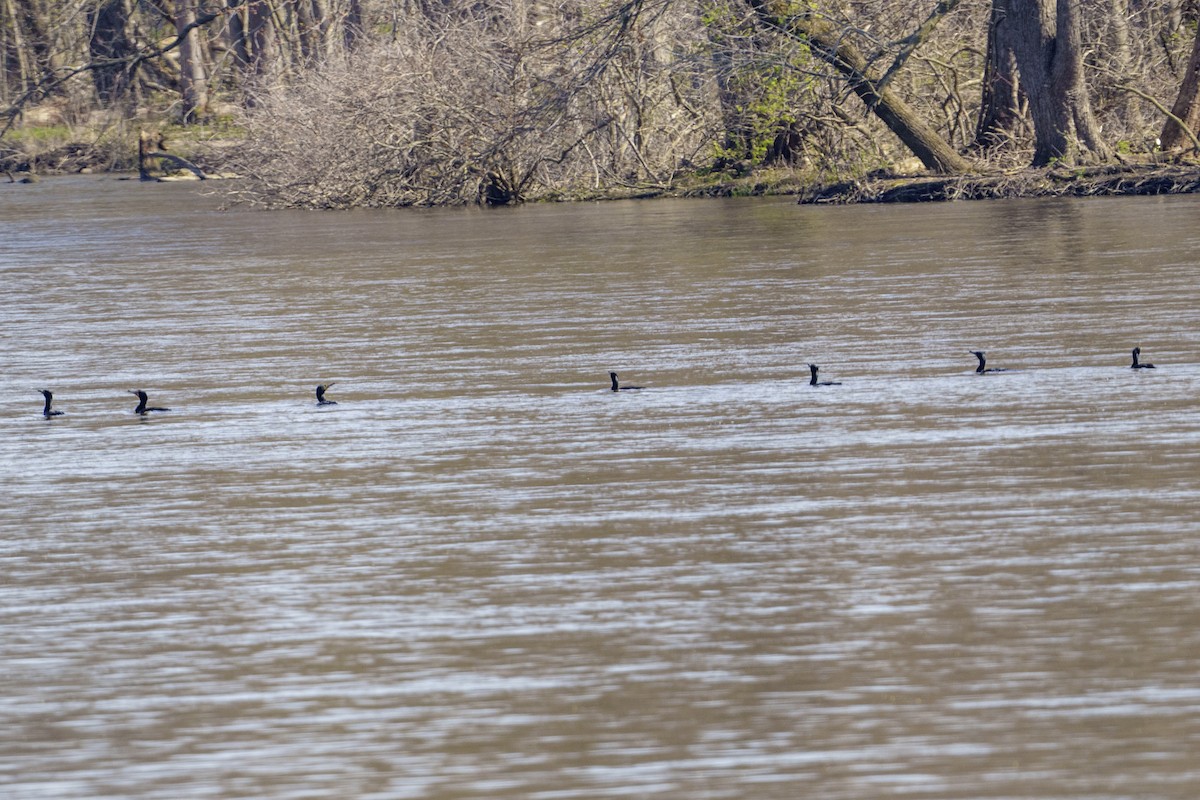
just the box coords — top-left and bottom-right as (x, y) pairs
(129, 389), (170, 415)
(609, 372), (642, 391)
(970, 351), (1008, 374)
(38, 389), (64, 417)
(316, 383), (337, 405)
(807, 364), (841, 386)
(1130, 347), (1155, 369)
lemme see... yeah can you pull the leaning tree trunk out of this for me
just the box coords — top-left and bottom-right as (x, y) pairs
(1004, 0), (1109, 165)
(1159, 21), (1200, 153)
(744, 1), (972, 174)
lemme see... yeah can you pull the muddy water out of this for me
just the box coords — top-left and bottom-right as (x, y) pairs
(3, 177), (1200, 798)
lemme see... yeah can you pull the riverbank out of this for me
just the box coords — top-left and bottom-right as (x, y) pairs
(6, 127), (1200, 204)
(1, 120), (232, 180)
(517, 161), (1200, 205)
(790, 162), (1200, 204)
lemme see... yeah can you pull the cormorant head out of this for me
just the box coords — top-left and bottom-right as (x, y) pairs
(38, 389), (52, 401)
(316, 383), (335, 399)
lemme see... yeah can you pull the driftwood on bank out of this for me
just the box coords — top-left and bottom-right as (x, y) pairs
(799, 164), (1200, 204)
(138, 129), (206, 180)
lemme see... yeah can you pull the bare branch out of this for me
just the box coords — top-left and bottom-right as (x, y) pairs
(875, 0), (965, 96)
(2, 4), (230, 140)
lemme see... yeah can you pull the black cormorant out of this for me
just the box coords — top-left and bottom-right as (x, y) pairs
(609, 372), (642, 392)
(807, 364), (841, 386)
(38, 389), (64, 417)
(316, 383), (338, 405)
(1130, 347), (1155, 369)
(129, 389), (170, 415)
(970, 351), (1008, 374)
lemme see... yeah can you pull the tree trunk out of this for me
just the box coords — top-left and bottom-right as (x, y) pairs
(11, 0), (64, 97)
(295, 0), (323, 66)
(745, 1), (972, 174)
(4, 0), (35, 102)
(1055, 0), (1108, 160)
(176, 0), (208, 122)
(246, 0), (274, 77)
(1004, 0), (1109, 165)
(1160, 21), (1200, 152)
(973, 0), (1022, 149)
(344, 0), (364, 51)
(88, 0), (137, 105)
(227, 0), (252, 69)
(1104, 0), (1138, 124)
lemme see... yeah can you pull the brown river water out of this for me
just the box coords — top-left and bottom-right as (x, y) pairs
(3, 177), (1200, 798)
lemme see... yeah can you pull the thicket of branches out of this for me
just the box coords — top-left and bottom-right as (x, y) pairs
(228, 0), (967, 206)
(225, 2), (725, 206)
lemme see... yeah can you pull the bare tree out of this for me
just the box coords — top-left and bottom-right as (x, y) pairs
(245, 0), (275, 76)
(1003, 0), (1109, 165)
(177, 0), (209, 121)
(345, 0), (365, 50)
(973, 0), (1023, 151)
(3, 0), (64, 102)
(1159, 20), (1200, 152)
(88, 0), (138, 105)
